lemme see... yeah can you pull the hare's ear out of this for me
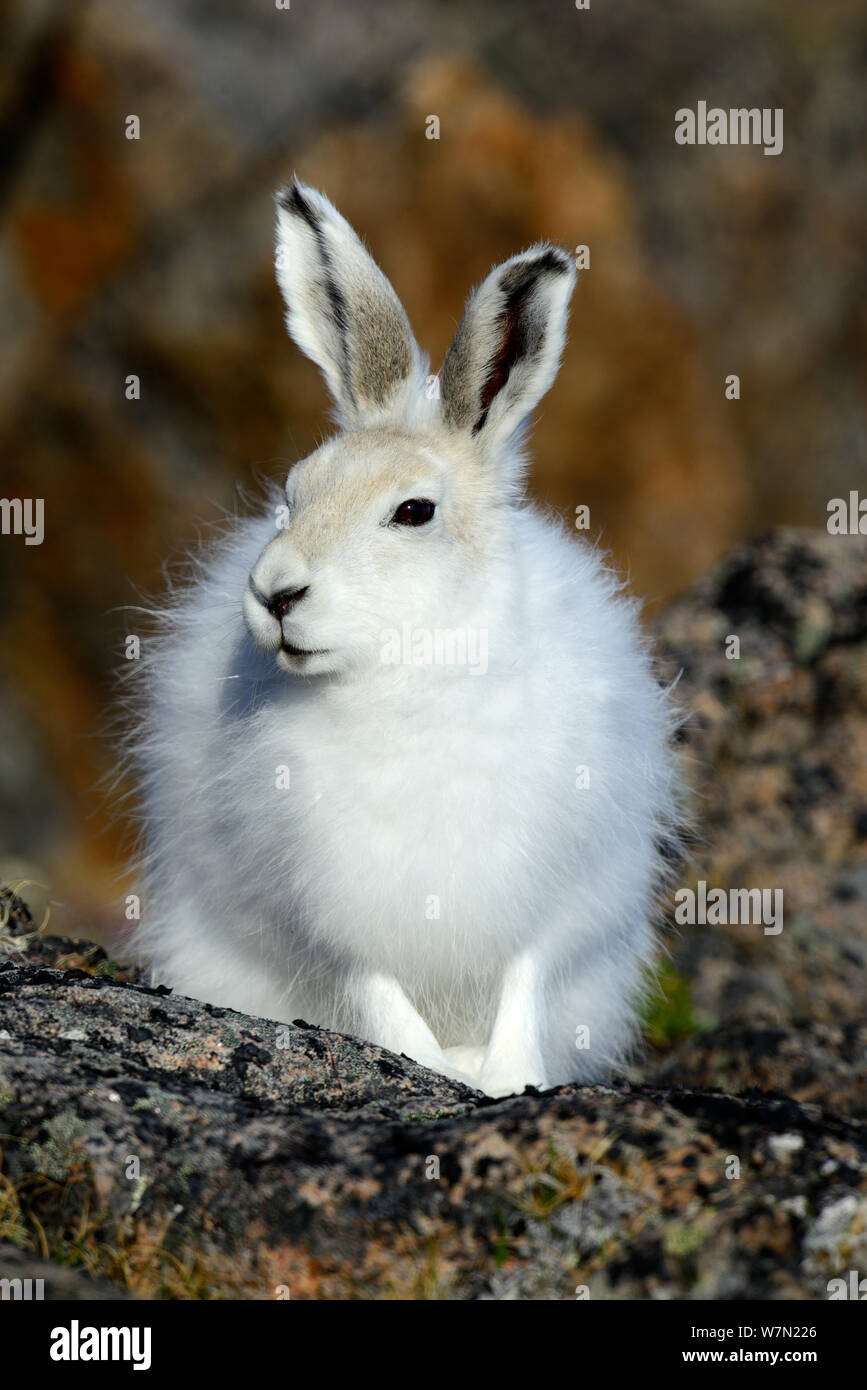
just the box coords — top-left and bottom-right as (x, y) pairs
(440, 246), (575, 455)
(275, 180), (425, 427)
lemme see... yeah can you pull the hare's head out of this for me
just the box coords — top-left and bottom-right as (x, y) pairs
(243, 180), (576, 677)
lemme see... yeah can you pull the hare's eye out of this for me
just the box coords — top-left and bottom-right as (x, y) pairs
(391, 499), (436, 527)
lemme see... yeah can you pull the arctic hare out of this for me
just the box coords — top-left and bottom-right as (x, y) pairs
(130, 180), (679, 1097)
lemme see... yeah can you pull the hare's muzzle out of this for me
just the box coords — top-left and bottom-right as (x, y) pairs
(262, 585), (309, 620)
(243, 574), (331, 664)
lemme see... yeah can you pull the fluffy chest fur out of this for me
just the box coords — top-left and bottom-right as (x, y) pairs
(202, 523), (580, 983)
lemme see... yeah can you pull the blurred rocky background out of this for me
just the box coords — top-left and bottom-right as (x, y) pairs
(0, 0), (865, 939)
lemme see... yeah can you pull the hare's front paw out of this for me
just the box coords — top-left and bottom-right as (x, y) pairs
(477, 1048), (550, 1099)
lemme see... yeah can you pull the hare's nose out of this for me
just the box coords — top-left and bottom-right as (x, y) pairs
(263, 585), (309, 620)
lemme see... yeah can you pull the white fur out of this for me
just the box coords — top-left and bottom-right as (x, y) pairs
(127, 181), (680, 1096)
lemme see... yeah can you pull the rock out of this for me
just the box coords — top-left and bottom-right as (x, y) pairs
(1, 527), (866, 1299)
(649, 528), (867, 1038)
(646, 1020), (867, 1123)
(639, 526), (867, 1124)
(1, 952), (866, 1301)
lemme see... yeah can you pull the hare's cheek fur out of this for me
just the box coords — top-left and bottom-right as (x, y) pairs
(130, 181), (681, 1099)
(242, 437), (488, 678)
(244, 525), (456, 677)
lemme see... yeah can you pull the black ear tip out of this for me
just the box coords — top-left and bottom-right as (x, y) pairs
(531, 245), (575, 277)
(497, 244), (575, 298)
(275, 178), (309, 216)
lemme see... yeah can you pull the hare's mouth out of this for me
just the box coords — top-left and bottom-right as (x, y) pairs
(280, 640), (330, 659)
